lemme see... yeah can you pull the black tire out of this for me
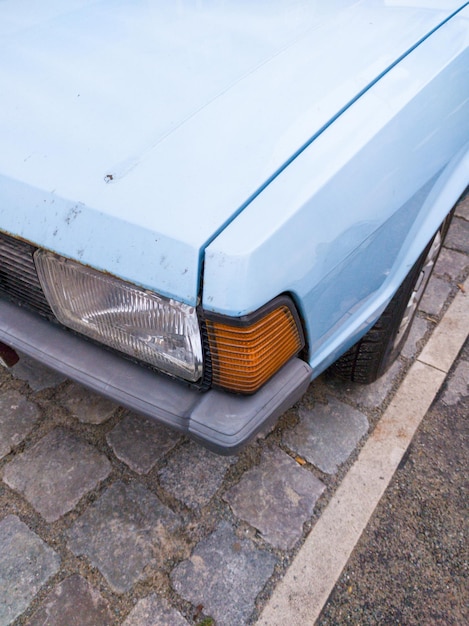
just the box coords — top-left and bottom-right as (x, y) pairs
(330, 211), (453, 384)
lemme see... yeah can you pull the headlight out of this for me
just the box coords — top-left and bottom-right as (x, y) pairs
(34, 251), (203, 382)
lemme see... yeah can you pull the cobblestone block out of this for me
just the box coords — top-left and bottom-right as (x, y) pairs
(57, 384), (117, 424)
(0, 515), (60, 626)
(455, 193), (469, 220)
(0, 391), (40, 459)
(106, 413), (181, 474)
(401, 317), (430, 360)
(3, 428), (111, 522)
(67, 481), (182, 593)
(283, 396), (368, 474)
(224, 447), (324, 550)
(420, 276), (452, 317)
(435, 248), (469, 281)
(10, 355), (67, 391)
(326, 360), (402, 409)
(171, 521), (277, 626)
(442, 360), (469, 406)
(159, 441), (235, 509)
(446, 216), (469, 254)
(122, 594), (189, 626)
(26, 575), (113, 626)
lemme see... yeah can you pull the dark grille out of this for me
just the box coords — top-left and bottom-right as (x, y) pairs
(0, 232), (54, 318)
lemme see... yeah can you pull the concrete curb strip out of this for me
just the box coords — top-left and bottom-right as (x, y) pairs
(257, 276), (468, 626)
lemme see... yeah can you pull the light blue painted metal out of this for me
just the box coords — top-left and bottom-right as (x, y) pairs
(203, 6), (469, 375)
(0, 0), (466, 304)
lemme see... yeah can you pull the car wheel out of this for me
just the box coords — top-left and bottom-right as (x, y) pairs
(330, 211), (453, 384)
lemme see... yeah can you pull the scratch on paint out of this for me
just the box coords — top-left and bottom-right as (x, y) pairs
(65, 204), (83, 225)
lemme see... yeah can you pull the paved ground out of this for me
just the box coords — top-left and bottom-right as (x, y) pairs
(318, 337), (468, 626)
(0, 193), (467, 626)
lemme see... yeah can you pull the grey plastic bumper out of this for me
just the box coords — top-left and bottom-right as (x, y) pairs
(0, 299), (312, 454)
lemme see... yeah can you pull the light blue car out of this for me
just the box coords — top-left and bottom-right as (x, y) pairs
(1, 1), (468, 452)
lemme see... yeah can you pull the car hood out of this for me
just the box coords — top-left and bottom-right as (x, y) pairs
(0, 0), (465, 304)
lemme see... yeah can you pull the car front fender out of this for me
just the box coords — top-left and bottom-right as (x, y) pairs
(202, 8), (469, 376)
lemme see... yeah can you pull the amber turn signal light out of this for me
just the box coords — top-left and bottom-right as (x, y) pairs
(205, 297), (305, 394)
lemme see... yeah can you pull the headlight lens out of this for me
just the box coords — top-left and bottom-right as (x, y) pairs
(34, 251), (203, 381)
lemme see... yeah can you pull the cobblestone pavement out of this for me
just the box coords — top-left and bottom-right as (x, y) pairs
(0, 194), (468, 626)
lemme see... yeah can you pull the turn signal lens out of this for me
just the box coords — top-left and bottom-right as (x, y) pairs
(205, 298), (304, 394)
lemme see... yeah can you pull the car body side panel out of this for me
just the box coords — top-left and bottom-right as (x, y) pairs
(203, 9), (469, 375)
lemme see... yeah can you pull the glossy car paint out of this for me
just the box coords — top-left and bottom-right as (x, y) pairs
(203, 6), (469, 375)
(0, 0), (467, 306)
